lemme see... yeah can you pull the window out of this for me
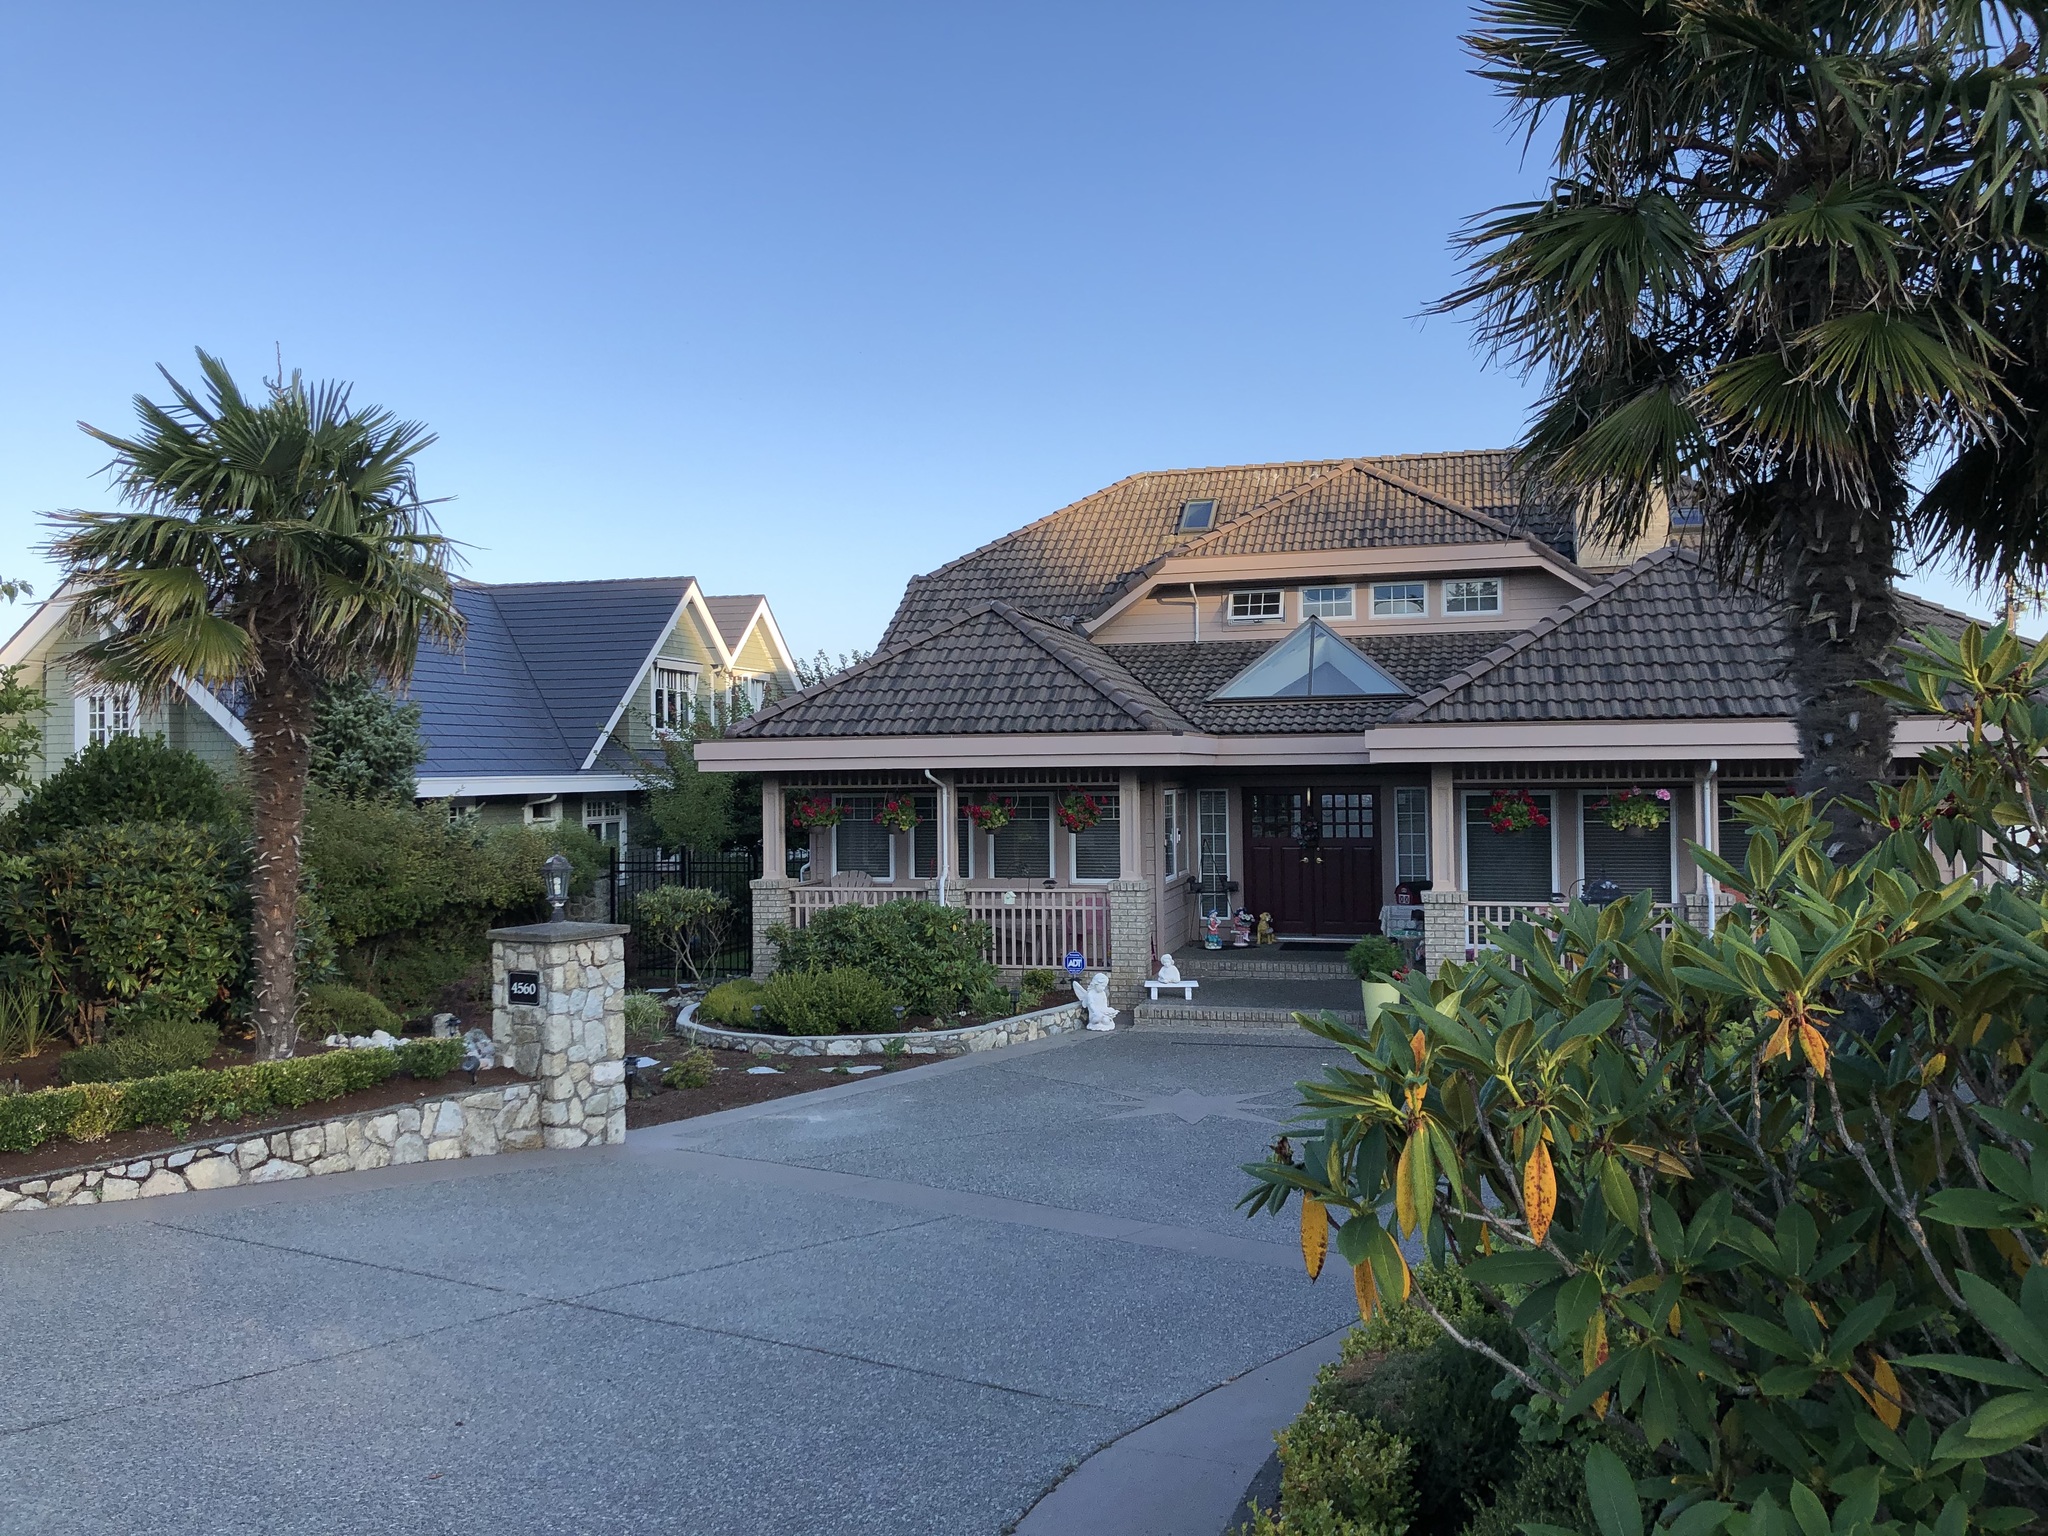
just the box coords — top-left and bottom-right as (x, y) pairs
(1670, 504), (1705, 528)
(1228, 589), (1284, 623)
(735, 675), (767, 711)
(1071, 792), (1120, 881)
(911, 794), (938, 879)
(583, 798), (626, 846)
(524, 797), (560, 828)
(1301, 586), (1354, 620)
(1394, 786), (1429, 884)
(832, 794), (893, 879)
(1371, 582), (1426, 617)
(1445, 578), (1502, 614)
(991, 794), (1051, 880)
(1198, 788), (1230, 917)
(1464, 792), (1554, 902)
(1162, 788), (1184, 879)
(955, 813), (975, 880)
(1179, 499), (1217, 532)
(651, 664), (695, 736)
(1212, 619), (1406, 700)
(1582, 791), (1673, 902)
(76, 686), (140, 751)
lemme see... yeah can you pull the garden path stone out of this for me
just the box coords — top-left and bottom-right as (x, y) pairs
(0, 1028), (1354, 1535)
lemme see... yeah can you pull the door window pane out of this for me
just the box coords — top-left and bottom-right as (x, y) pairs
(1248, 790), (1303, 838)
(1198, 788), (1231, 917)
(833, 795), (893, 878)
(1464, 793), (1553, 901)
(1319, 792), (1373, 840)
(1162, 789), (1182, 878)
(992, 794), (1051, 879)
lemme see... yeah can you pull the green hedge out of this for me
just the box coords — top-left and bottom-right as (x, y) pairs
(0, 1043), (465, 1155)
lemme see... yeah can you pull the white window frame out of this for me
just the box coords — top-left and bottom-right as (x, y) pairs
(831, 794), (896, 882)
(1575, 787), (1680, 903)
(1197, 787), (1231, 918)
(1459, 790), (1560, 900)
(1069, 793), (1121, 884)
(73, 685), (141, 753)
(1161, 788), (1185, 880)
(1370, 582), (1427, 618)
(1227, 588), (1285, 624)
(583, 797), (627, 846)
(1444, 577), (1503, 615)
(1394, 786), (1429, 884)
(1300, 585), (1355, 620)
(524, 796), (561, 828)
(736, 675), (768, 710)
(650, 664), (697, 737)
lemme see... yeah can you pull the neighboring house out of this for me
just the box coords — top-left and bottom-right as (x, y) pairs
(0, 576), (801, 852)
(695, 450), (1971, 993)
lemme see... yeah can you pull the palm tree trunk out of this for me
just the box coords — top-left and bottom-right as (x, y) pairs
(246, 656), (316, 1059)
(1777, 469), (1902, 853)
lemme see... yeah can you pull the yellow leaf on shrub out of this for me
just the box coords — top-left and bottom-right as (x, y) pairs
(1798, 1022), (1829, 1076)
(1409, 1029), (1427, 1068)
(1300, 1197), (1328, 1282)
(1869, 1353), (1904, 1429)
(1763, 1019), (1792, 1064)
(1991, 1228), (2033, 1275)
(1524, 1141), (1557, 1245)
(1395, 1138), (1417, 1235)
(1582, 1308), (1607, 1375)
(1353, 1259), (1377, 1322)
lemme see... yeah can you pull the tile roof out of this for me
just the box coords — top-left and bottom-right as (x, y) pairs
(881, 450), (1576, 645)
(409, 577), (695, 775)
(731, 603), (1197, 738)
(702, 595), (765, 652)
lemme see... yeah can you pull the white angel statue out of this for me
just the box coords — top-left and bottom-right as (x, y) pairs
(1074, 972), (1119, 1031)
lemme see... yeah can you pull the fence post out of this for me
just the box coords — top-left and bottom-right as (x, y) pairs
(1107, 879), (1152, 1005)
(488, 919), (628, 1147)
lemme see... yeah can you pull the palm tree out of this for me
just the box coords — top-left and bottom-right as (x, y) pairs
(1446, 2), (2048, 828)
(49, 351), (463, 1058)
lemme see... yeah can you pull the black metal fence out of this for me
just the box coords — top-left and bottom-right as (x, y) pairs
(605, 848), (759, 987)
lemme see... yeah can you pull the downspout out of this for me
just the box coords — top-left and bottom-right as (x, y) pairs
(924, 768), (950, 905)
(1703, 759), (1719, 932)
(1154, 583), (1201, 643)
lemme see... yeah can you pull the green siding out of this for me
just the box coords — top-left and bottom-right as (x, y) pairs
(15, 628), (244, 784)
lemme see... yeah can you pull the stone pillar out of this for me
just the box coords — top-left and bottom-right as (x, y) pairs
(750, 877), (794, 979)
(1108, 878), (1153, 1003)
(488, 921), (629, 1148)
(1421, 888), (1468, 979)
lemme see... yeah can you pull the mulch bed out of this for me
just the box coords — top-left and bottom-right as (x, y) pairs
(623, 1039), (942, 1130)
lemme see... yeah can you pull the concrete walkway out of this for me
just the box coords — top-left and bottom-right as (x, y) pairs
(0, 1028), (1355, 1536)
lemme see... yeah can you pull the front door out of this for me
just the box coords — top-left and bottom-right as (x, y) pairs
(1244, 789), (1381, 938)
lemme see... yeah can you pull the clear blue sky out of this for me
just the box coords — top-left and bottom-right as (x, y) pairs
(0, 3), (2009, 659)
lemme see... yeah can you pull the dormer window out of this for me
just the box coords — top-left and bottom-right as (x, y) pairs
(1371, 582), (1426, 617)
(1445, 578), (1503, 614)
(1301, 585), (1354, 620)
(1212, 618), (1406, 699)
(651, 663), (696, 736)
(1228, 589), (1284, 623)
(1179, 499), (1217, 532)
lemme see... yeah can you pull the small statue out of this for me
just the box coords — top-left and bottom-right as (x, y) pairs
(1154, 953), (1181, 985)
(1231, 908), (1253, 947)
(1255, 913), (1276, 946)
(1203, 913), (1224, 950)
(1074, 972), (1120, 1031)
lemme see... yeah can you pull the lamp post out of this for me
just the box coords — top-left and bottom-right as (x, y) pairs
(543, 852), (572, 922)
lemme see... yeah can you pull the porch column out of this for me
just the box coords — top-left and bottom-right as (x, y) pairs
(761, 776), (785, 881)
(1422, 887), (1467, 980)
(750, 878), (794, 980)
(1428, 765), (1458, 891)
(1108, 879), (1152, 1004)
(1118, 771), (1142, 876)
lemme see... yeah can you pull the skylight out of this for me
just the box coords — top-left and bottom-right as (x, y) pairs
(1178, 499), (1217, 531)
(1212, 619), (1407, 700)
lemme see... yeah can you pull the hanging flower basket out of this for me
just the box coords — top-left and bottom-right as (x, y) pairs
(788, 795), (843, 830)
(874, 796), (923, 833)
(1486, 789), (1550, 835)
(962, 797), (1014, 832)
(1593, 786), (1671, 836)
(1055, 790), (1105, 833)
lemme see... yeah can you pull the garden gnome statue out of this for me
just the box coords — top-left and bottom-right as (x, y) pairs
(1155, 953), (1180, 984)
(1074, 972), (1119, 1031)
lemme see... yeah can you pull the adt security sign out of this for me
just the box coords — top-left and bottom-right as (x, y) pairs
(1062, 951), (1086, 977)
(506, 970), (543, 1007)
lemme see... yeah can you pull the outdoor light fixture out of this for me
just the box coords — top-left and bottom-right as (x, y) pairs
(543, 852), (572, 921)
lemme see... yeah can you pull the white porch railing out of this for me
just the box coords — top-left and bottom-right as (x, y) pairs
(787, 882), (935, 927)
(1465, 901), (1675, 955)
(965, 888), (1112, 971)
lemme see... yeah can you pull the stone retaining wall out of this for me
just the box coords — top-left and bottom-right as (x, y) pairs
(676, 1000), (1086, 1058)
(0, 1082), (539, 1215)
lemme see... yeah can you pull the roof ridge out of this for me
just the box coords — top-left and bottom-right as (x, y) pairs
(458, 575), (696, 592)
(727, 602), (1008, 736)
(1167, 460), (1366, 559)
(1350, 461), (1522, 540)
(987, 603), (1193, 733)
(1390, 545), (1691, 723)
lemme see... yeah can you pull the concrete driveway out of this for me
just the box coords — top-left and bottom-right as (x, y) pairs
(0, 1028), (1357, 1536)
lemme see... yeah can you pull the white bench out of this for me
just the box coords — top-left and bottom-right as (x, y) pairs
(1143, 977), (1199, 1001)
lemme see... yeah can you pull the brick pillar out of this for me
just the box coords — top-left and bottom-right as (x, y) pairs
(750, 877), (794, 979)
(1678, 893), (1709, 932)
(488, 920), (627, 1148)
(1108, 878), (1153, 1004)
(1421, 888), (1467, 979)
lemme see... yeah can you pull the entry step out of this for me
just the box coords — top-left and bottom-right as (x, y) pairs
(1172, 951), (1354, 982)
(1131, 1002), (1363, 1032)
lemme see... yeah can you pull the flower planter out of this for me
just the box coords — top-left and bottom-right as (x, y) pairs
(1359, 979), (1400, 1023)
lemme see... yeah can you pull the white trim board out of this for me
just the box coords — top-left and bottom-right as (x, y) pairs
(416, 772), (642, 798)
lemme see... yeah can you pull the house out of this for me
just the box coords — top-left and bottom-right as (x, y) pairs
(694, 450), (1967, 994)
(0, 576), (800, 852)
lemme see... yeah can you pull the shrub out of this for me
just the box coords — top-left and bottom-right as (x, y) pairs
(58, 1013), (220, 1085)
(1243, 1402), (1413, 1536)
(393, 1037), (463, 1079)
(300, 982), (400, 1039)
(6, 735), (231, 847)
(5, 822), (242, 1041)
(760, 967), (897, 1036)
(1019, 968), (1064, 1006)
(965, 982), (1015, 1020)
(698, 978), (768, 1029)
(622, 991), (668, 1043)
(662, 1047), (714, 1089)
(0, 983), (57, 1062)
(310, 674), (426, 802)
(767, 900), (995, 1016)
(633, 885), (733, 985)
(1343, 935), (1406, 982)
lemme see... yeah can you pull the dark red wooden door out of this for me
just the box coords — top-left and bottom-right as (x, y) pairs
(1244, 789), (1381, 938)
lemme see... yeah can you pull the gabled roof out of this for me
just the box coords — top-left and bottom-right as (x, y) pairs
(702, 594), (768, 653)
(881, 450), (1577, 645)
(730, 602), (1197, 738)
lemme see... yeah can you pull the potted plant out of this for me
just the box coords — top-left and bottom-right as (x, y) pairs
(788, 795), (843, 830)
(1592, 785), (1671, 835)
(874, 796), (922, 833)
(962, 797), (1013, 832)
(1485, 788), (1550, 835)
(1055, 789), (1104, 833)
(1345, 934), (1409, 1022)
